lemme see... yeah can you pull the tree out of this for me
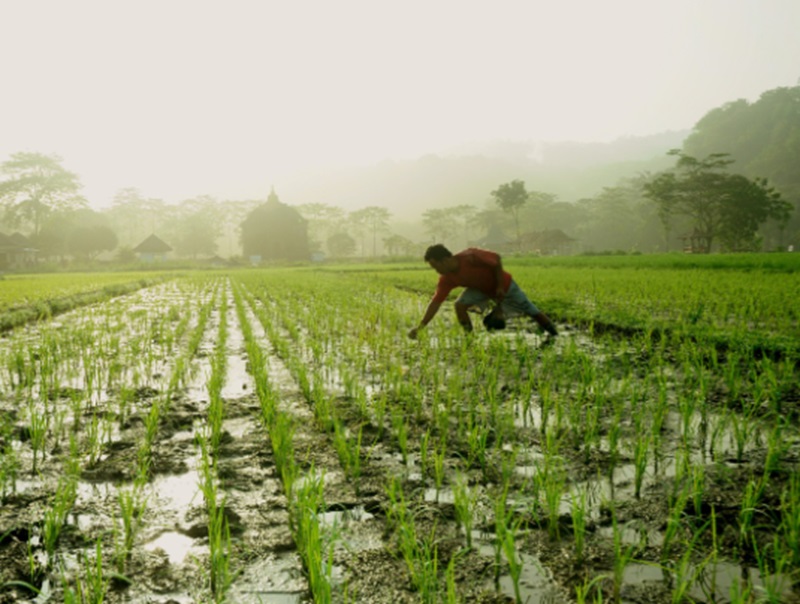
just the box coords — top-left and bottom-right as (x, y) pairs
(644, 150), (791, 252)
(327, 231), (356, 258)
(170, 196), (222, 258)
(349, 206), (391, 257)
(383, 234), (415, 256)
(683, 85), (800, 248)
(297, 203), (346, 254)
(67, 225), (118, 259)
(0, 152), (86, 237)
(491, 180), (528, 248)
(421, 208), (458, 244)
(105, 188), (168, 248)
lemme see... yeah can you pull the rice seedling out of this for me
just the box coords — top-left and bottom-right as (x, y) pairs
(631, 430), (650, 500)
(498, 510), (525, 604)
(574, 574), (607, 604)
(570, 487), (589, 564)
(452, 473), (478, 549)
(332, 421), (363, 487)
(536, 437), (566, 540)
(738, 476), (766, 551)
(27, 398), (48, 475)
(42, 474), (78, 566)
(661, 478), (690, 565)
(292, 470), (335, 603)
(610, 509), (639, 604)
(113, 484), (146, 573)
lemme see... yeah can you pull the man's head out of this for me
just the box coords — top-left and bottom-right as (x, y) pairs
(424, 244), (455, 274)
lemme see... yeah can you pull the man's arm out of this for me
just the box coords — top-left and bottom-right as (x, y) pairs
(493, 255), (505, 302)
(408, 298), (443, 339)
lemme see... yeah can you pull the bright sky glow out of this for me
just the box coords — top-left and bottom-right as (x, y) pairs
(1, 0), (798, 207)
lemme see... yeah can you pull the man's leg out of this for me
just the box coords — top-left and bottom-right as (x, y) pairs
(532, 311), (558, 336)
(504, 281), (558, 336)
(454, 288), (489, 333)
(454, 302), (473, 332)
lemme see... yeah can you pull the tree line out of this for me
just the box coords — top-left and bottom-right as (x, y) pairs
(1, 84), (797, 261)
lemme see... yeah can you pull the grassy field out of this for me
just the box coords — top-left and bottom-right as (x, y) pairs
(0, 255), (798, 603)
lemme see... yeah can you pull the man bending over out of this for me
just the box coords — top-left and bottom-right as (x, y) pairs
(407, 244), (558, 339)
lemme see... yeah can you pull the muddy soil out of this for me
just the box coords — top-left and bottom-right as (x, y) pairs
(1, 280), (799, 604)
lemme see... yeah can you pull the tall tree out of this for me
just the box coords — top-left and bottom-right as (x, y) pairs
(170, 196), (222, 258)
(297, 202), (346, 254)
(491, 180), (528, 248)
(0, 152), (86, 237)
(421, 208), (458, 244)
(683, 85), (800, 248)
(350, 206), (391, 257)
(644, 150), (791, 252)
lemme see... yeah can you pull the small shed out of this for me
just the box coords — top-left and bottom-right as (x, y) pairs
(133, 234), (172, 262)
(0, 232), (37, 270)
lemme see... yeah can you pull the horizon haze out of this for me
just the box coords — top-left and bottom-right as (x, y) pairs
(1, 0), (798, 210)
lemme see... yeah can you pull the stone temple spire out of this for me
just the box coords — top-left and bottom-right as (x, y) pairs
(267, 186), (280, 205)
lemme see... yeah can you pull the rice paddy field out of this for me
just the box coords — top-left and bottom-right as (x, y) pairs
(0, 253), (798, 604)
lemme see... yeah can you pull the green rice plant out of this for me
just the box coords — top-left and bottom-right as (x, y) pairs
(27, 398), (48, 475)
(738, 476), (765, 551)
(729, 402), (761, 463)
(292, 470), (334, 604)
(452, 473), (478, 549)
(419, 429), (431, 476)
(691, 464), (705, 524)
(0, 417), (19, 502)
(332, 421), (363, 487)
(466, 423), (489, 477)
(391, 407), (409, 466)
(632, 429), (650, 500)
(574, 574), (607, 604)
(780, 473), (800, 565)
(670, 527), (712, 604)
(445, 554), (459, 604)
(386, 476), (439, 600)
(113, 485), (147, 573)
(499, 512), (525, 604)
(570, 487), (589, 563)
(764, 420), (788, 476)
(198, 434), (235, 602)
(42, 474), (78, 565)
(610, 509), (638, 604)
(535, 444), (566, 540)
(432, 436), (447, 498)
(754, 536), (792, 604)
(85, 538), (111, 604)
(85, 412), (102, 466)
(413, 525), (440, 604)
(661, 477), (690, 564)
(606, 407), (622, 482)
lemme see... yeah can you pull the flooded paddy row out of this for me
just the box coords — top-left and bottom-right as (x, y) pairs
(0, 271), (798, 603)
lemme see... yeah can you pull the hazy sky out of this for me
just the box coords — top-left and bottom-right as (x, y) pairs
(1, 0), (798, 208)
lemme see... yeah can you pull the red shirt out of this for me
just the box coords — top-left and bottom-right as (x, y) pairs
(431, 248), (512, 304)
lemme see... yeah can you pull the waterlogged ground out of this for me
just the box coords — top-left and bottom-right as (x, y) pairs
(0, 275), (799, 603)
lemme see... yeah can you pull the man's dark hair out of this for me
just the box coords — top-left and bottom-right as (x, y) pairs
(424, 244), (452, 262)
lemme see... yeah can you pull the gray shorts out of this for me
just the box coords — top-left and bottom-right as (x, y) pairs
(455, 280), (540, 316)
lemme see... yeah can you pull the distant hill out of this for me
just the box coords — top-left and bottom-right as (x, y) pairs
(284, 130), (689, 220)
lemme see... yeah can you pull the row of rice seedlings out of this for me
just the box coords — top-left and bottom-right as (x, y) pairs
(385, 476), (440, 602)
(200, 281), (235, 601)
(239, 274), (541, 600)
(66, 281), (218, 598)
(232, 280), (335, 603)
(92, 279), (220, 595)
(0, 280), (217, 600)
(236, 280), (368, 490)
(233, 267), (799, 600)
